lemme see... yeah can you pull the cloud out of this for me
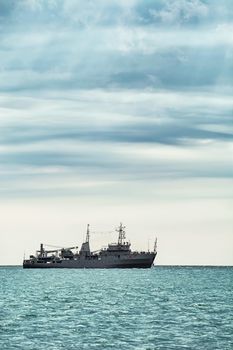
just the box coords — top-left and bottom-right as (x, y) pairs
(0, 24), (232, 92)
(1, 89), (232, 142)
(0, 0), (232, 196)
(0, 87), (232, 197)
(0, 1), (232, 107)
(149, 0), (209, 25)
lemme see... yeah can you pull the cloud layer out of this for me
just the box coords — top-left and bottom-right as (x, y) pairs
(0, 0), (232, 196)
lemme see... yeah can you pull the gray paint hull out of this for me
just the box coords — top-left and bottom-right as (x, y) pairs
(23, 253), (156, 269)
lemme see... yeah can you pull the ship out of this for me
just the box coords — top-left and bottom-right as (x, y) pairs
(23, 223), (157, 269)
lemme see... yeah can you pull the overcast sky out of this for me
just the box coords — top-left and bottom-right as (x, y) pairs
(0, 0), (232, 265)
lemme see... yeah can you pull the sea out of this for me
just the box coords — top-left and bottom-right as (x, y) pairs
(0, 266), (232, 350)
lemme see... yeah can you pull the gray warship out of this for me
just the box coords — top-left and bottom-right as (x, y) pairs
(23, 223), (157, 269)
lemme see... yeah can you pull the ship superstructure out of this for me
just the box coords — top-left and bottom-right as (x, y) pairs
(23, 223), (157, 269)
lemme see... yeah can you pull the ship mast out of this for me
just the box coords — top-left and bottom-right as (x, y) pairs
(117, 223), (126, 245)
(86, 224), (90, 243)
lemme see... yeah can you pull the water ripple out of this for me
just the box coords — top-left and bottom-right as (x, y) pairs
(0, 266), (232, 349)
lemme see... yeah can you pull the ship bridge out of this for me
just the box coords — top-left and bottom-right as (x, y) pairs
(106, 242), (131, 252)
(106, 223), (131, 252)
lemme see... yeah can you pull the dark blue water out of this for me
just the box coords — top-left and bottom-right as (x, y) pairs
(0, 266), (232, 349)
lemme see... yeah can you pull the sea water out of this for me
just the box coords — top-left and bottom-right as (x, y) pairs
(0, 266), (232, 350)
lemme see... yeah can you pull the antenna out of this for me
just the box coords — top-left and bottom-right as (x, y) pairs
(116, 223), (126, 245)
(148, 238), (150, 252)
(154, 237), (158, 253)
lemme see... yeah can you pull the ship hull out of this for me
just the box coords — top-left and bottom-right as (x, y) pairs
(23, 253), (156, 269)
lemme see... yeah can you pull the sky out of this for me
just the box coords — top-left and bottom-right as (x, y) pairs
(0, 0), (232, 265)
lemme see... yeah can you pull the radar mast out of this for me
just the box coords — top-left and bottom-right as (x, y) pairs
(117, 223), (126, 245)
